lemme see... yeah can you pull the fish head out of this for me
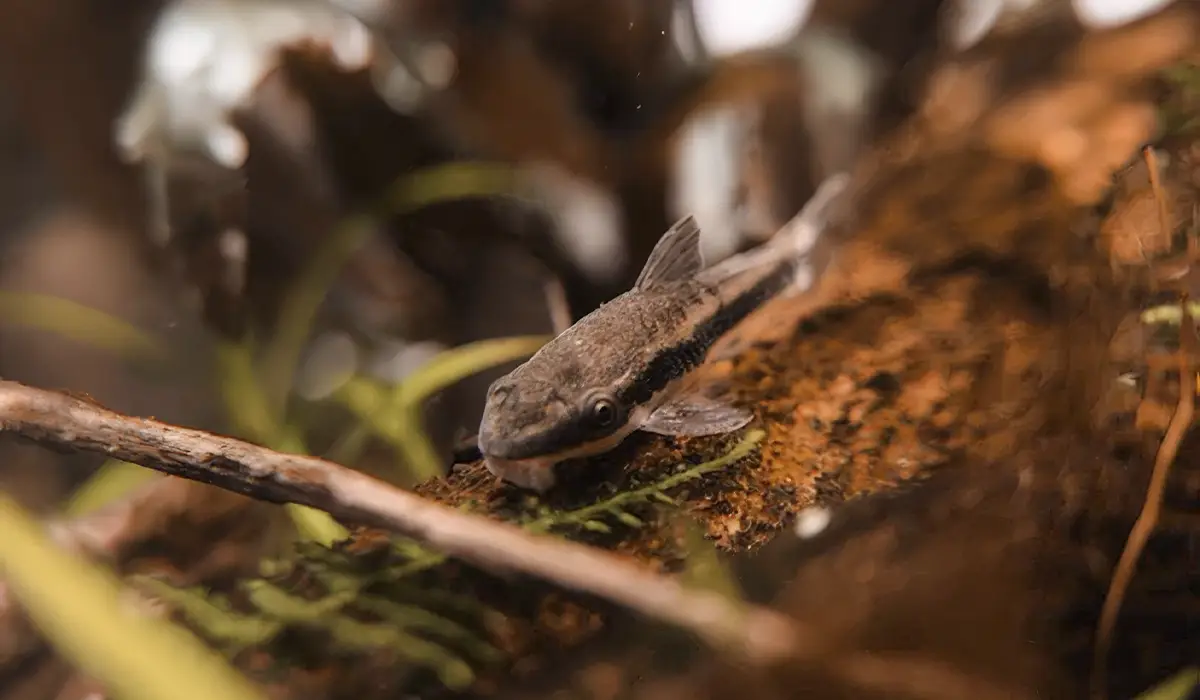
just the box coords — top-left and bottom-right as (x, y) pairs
(477, 357), (640, 492)
(476, 302), (671, 491)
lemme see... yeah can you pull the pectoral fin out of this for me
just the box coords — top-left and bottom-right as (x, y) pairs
(640, 394), (754, 437)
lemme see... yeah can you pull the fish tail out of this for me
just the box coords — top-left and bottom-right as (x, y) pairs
(698, 170), (851, 293)
(778, 171), (852, 258)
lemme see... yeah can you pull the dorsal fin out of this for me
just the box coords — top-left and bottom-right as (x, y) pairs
(634, 216), (705, 291)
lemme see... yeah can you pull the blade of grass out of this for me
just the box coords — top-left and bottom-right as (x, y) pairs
(1134, 668), (1199, 700)
(259, 214), (374, 415)
(225, 162), (521, 519)
(64, 459), (160, 516)
(398, 335), (549, 403)
(330, 335), (549, 480)
(678, 518), (743, 602)
(0, 491), (267, 700)
(0, 292), (170, 516)
(0, 291), (165, 361)
(260, 162), (518, 417)
(217, 342), (347, 545)
(334, 378), (442, 483)
(378, 162), (516, 214)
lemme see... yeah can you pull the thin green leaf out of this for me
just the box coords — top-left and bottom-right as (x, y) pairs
(260, 161), (519, 416)
(64, 460), (159, 516)
(678, 519), (742, 602)
(325, 617), (476, 690)
(241, 580), (355, 619)
(355, 596), (501, 662)
(217, 342), (347, 546)
(380, 162), (516, 215)
(582, 520), (612, 534)
(1135, 668), (1200, 700)
(399, 336), (549, 404)
(131, 576), (281, 649)
(332, 335), (548, 482)
(0, 291), (165, 360)
(333, 377), (441, 482)
(260, 215), (374, 414)
(241, 581), (477, 689)
(0, 493), (266, 700)
(613, 511), (645, 528)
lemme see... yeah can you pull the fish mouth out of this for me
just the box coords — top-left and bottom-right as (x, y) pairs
(483, 454), (559, 492)
(480, 407), (655, 492)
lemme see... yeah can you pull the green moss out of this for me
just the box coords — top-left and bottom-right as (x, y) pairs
(522, 429), (765, 537)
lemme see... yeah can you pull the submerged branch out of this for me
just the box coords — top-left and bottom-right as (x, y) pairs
(0, 379), (797, 662)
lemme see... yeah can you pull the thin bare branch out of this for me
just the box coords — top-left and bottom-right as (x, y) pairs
(1144, 146), (1172, 257)
(1091, 296), (1196, 698)
(0, 379), (799, 662)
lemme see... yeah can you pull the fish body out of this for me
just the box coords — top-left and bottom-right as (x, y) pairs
(477, 173), (850, 491)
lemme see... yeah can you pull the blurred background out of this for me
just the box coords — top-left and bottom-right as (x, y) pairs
(0, 0), (932, 511)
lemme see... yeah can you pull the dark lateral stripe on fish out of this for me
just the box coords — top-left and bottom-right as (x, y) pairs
(617, 256), (801, 408)
(492, 257), (800, 462)
(493, 391), (633, 461)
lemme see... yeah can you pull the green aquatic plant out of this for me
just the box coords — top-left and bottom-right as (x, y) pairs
(1134, 667), (1200, 700)
(0, 492), (266, 700)
(64, 459), (160, 516)
(385, 429), (765, 579)
(259, 161), (520, 417)
(0, 292), (173, 519)
(0, 290), (338, 542)
(678, 518), (743, 602)
(129, 430), (764, 693)
(217, 340), (348, 545)
(330, 335), (549, 481)
(523, 430), (765, 537)
(132, 560), (500, 690)
(62, 162), (526, 533)
(0, 290), (166, 361)
(132, 576), (281, 653)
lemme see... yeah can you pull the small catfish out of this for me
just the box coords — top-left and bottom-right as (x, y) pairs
(477, 173), (851, 491)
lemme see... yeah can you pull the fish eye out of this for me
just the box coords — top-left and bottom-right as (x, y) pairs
(587, 396), (618, 429)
